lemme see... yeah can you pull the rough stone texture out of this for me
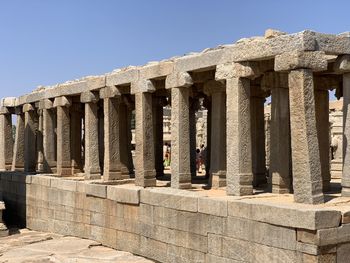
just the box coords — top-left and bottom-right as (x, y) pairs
(225, 77), (253, 196)
(11, 113), (25, 171)
(170, 87), (192, 189)
(0, 112), (13, 171)
(42, 108), (56, 173)
(135, 92), (156, 187)
(275, 51), (328, 72)
(342, 73), (350, 196)
(23, 105), (37, 173)
(289, 69), (324, 204)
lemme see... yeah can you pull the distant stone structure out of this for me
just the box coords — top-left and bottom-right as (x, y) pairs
(2, 29), (350, 262)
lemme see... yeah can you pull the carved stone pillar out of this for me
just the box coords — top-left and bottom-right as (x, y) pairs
(39, 99), (56, 173)
(54, 96), (72, 176)
(70, 103), (83, 174)
(81, 91), (101, 179)
(100, 87), (122, 181)
(12, 108), (25, 171)
(36, 106), (44, 172)
(0, 107), (13, 171)
(204, 80), (226, 188)
(166, 72), (193, 189)
(23, 104), (37, 173)
(216, 63), (254, 196)
(153, 96), (165, 178)
(189, 97), (198, 178)
(250, 85), (267, 187)
(314, 86), (331, 192)
(134, 88), (156, 187)
(275, 51), (327, 204)
(120, 98), (134, 176)
(263, 72), (292, 193)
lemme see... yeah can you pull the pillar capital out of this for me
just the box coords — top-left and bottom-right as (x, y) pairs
(0, 107), (10, 115)
(53, 96), (72, 108)
(23, 103), (35, 113)
(165, 72), (193, 89)
(80, 91), (99, 104)
(100, 86), (122, 99)
(261, 72), (288, 90)
(131, 79), (156, 94)
(334, 54), (350, 73)
(274, 51), (328, 72)
(215, 62), (259, 81)
(38, 99), (54, 110)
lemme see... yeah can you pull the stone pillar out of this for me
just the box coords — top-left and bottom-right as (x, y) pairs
(189, 98), (198, 178)
(120, 98), (134, 176)
(334, 55), (350, 196)
(275, 51), (327, 204)
(36, 107), (44, 172)
(23, 104), (37, 173)
(134, 90), (156, 187)
(0, 107), (13, 171)
(100, 87), (122, 181)
(251, 86), (267, 187)
(216, 63), (254, 196)
(54, 96), (72, 176)
(204, 80), (226, 188)
(40, 99), (56, 173)
(314, 87), (331, 192)
(70, 103), (83, 174)
(153, 96), (165, 178)
(12, 108), (25, 171)
(166, 72), (193, 189)
(81, 91), (101, 179)
(264, 72), (292, 193)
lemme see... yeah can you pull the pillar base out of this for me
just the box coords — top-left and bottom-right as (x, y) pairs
(85, 173), (101, 180)
(104, 171), (123, 181)
(294, 193), (324, 205)
(56, 167), (73, 177)
(211, 171), (227, 189)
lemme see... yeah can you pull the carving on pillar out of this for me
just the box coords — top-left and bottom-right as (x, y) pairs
(12, 107), (25, 171)
(54, 96), (72, 177)
(81, 91), (101, 180)
(23, 103), (38, 173)
(0, 107), (14, 171)
(166, 72), (193, 189)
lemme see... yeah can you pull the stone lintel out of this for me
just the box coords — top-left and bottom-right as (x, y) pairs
(139, 60), (174, 80)
(0, 97), (17, 108)
(38, 99), (54, 110)
(53, 96), (72, 108)
(22, 104), (35, 113)
(215, 61), (269, 81)
(261, 72), (289, 90)
(274, 51), (328, 72)
(334, 54), (350, 73)
(203, 80), (225, 95)
(165, 72), (193, 89)
(99, 86), (122, 99)
(80, 91), (99, 104)
(105, 67), (138, 87)
(131, 79), (156, 94)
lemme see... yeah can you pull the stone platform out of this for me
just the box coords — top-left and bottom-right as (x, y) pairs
(1, 172), (350, 262)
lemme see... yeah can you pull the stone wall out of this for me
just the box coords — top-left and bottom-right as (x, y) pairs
(1, 172), (350, 262)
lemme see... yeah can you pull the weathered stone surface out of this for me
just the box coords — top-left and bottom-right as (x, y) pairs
(107, 184), (141, 204)
(86, 183), (107, 199)
(165, 72), (193, 89)
(198, 197), (227, 217)
(275, 51), (327, 72)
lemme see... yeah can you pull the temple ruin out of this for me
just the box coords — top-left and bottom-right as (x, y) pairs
(1, 29), (350, 262)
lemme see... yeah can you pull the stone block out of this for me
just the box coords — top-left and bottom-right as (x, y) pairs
(106, 184), (141, 204)
(274, 51), (327, 72)
(224, 216), (296, 250)
(165, 72), (193, 89)
(166, 244), (206, 263)
(86, 183), (107, 199)
(85, 196), (107, 213)
(31, 175), (51, 187)
(206, 254), (243, 263)
(140, 188), (199, 212)
(227, 199), (341, 230)
(140, 236), (168, 263)
(139, 222), (175, 244)
(296, 242), (336, 255)
(139, 203), (153, 224)
(298, 253), (336, 263)
(76, 181), (86, 193)
(198, 197), (227, 217)
(80, 91), (99, 103)
(139, 60), (173, 80)
(105, 67), (138, 87)
(116, 230), (141, 255)
(51, 179), (77, 192)
(337, 243), (350, 263)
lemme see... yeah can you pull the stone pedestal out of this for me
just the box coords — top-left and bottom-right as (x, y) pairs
(0, 108), (13, 171)
(12, 109), (25, 171)
(315, 88), (331, 192)
(23, 104), (37, 173)
(135, 92), (156, 187)
(288, 69), (324, 204)
(171, 87), (192, 189)
(270, 83), (292, 193)
(54, 97), (72, 176)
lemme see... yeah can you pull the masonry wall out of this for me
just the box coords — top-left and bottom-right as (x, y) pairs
(1, 172), (350, 263)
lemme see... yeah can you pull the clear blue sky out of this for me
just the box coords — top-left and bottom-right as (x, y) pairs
(0, 0), (349, 99)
